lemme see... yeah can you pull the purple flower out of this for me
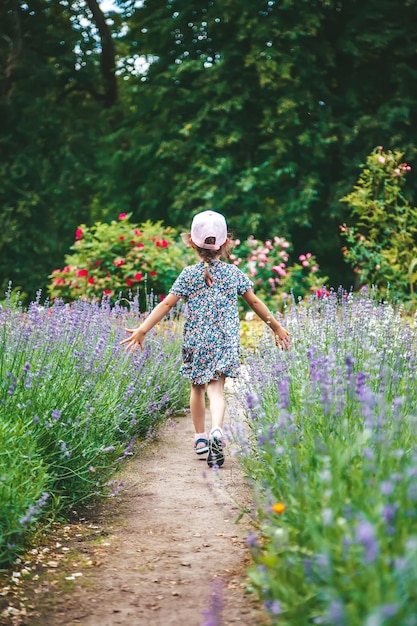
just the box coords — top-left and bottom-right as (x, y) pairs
(19, 492), (50, 526)
(51, 409), (61, 421)
(380, 480), (394, 495)
(381, 603), (399, 618)
(326, 600), (346, 625)
(245, 532), (259, 548)
(265, 599), (282, 616)
(355, 520), (379, 563)
(201, 579), (223, 626)
(382, 504), (398, 525)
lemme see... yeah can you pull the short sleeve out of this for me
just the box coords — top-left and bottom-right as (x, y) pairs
(235, 267), (253, 295)
(169, 268), (189, 298)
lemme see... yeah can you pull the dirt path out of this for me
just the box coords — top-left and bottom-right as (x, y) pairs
(1, 387), (269, 626)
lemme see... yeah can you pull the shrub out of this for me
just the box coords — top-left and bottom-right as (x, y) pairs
(235, 289), (417, 624)
(231, 235), (328, 309)
(340, 146), (417, 305)
(48, 214), (194, 305)
(0, 292), (188, 564)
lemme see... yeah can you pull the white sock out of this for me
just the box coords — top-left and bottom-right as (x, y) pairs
(195, 432), (208, 441)
(210, 427), (223, 439)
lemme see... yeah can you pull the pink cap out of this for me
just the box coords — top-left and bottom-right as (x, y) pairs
(191, 211), (228, 250)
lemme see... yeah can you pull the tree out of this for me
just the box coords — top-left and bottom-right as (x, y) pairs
(2, 0), (417, 299)
(97, 0), (417, 289)
(0, 0), (119, 299)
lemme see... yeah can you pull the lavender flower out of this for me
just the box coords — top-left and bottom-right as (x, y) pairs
(51, 409), (61, 421)
(355, 520), (379, 563)
(19, 492), (50, 526)
(201, 579), (223, 626)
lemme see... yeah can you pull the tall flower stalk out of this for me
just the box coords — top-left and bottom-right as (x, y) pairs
(237, 288), (417, 625)
(0, 291), (188, 565)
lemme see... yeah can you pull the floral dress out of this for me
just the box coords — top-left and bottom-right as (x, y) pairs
(169, 260), (253, 384)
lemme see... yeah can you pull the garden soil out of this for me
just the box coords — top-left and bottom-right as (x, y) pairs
(0, 387), (270, 626)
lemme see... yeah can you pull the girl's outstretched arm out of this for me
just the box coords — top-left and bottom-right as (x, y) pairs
(120, 293), (180, 352)
(242, 289), (290, 349)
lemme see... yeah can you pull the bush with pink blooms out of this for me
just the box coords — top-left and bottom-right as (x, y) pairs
(340, 146), (417, 304)
(48, 213), (194, 304)
(231, 235), (328, 308)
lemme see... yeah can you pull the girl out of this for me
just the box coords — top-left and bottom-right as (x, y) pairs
(121, 210), (290, 468)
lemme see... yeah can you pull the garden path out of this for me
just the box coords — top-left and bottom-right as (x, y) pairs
(4, 386), (269, 626)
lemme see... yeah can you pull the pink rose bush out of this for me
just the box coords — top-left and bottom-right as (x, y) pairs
(231, 235), (328, 308)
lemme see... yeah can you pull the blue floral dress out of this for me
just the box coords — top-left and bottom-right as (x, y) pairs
(169, 260), (253, 384)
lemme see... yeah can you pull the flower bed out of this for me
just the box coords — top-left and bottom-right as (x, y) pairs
(237, 289), (417, 624)
(0, 293), (188, 565)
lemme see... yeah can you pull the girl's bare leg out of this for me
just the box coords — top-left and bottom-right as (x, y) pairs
(190, 383), (207, 433)
(206, 375), (226, 432)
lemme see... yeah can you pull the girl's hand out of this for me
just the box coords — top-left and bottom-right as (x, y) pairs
(120, 327), (146, 352)
(274, 327), (291, 350)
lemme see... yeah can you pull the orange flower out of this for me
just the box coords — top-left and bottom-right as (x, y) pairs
(271, 502), (286, 515)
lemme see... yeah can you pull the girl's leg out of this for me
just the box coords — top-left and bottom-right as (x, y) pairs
(206, 375), (226, 431)
(190, 382), (207, 433)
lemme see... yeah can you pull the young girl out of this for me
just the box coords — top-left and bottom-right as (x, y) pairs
(121, 210), (290, 468)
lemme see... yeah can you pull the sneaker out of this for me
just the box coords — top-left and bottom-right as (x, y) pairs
(207, 429), (225, 467)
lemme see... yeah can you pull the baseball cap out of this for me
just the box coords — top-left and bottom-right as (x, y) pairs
(190, 210), (228, 250)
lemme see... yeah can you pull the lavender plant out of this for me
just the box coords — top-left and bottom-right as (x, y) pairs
(0, 290), (188, 565)
(237, 288), (417, 625)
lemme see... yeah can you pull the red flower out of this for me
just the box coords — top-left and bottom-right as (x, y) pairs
(103, 289), (113, 296)
(126, 278), (134, 286)
(137, 243), (144, 248)
(133, 229), (143, 236)
(156, 239), (169, 248)
(77, 269), (88, 277)
(134, 272), (143, 281)
(150, 271), (157, 277)
(87, 277), (95, 285)
(118, 213), (128, 220)
(114, 258), (125, 267)
(119, 235), (125, 240)
(75, 228), (83, 240)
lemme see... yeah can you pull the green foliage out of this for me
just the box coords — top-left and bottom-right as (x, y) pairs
(3, 0), (417, 297)
(0, 420), (49, 565)
(47, 214), (194, 305)
(239, 291), (417, 624)
(0, 295), (188, 564)
(0, 0), (116, 300)
(232, 235), (329, 309)
(340, 147), (417, 303)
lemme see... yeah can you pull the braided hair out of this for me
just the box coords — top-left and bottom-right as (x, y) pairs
(181, 233), (233, 287)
